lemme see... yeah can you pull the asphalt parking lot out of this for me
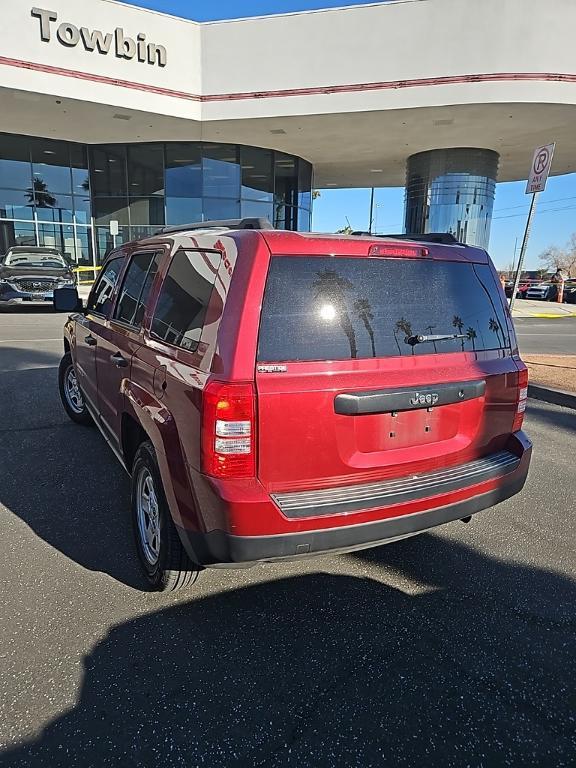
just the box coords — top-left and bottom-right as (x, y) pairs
(1, 309), (575, 767)
(515, 317), (576, 355)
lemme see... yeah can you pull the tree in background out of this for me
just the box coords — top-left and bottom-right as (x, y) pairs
(538, 237), (576, 277)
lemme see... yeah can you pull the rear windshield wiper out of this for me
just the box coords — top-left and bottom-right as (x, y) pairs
(405, 333), (467, 347)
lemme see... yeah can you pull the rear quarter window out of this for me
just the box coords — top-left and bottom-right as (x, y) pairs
(151, 248), (221, 351)
(258, 256), (510, 362)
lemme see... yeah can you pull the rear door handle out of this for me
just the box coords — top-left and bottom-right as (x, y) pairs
(110, 352), (128, 368)
(85, 335), (97, 347)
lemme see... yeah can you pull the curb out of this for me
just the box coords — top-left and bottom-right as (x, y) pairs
(513, 313), (576, 319)
(528, 384), (576, 410)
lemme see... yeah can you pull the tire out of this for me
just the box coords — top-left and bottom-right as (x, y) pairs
(131, 440), (199, 592)
(58, 352), (93, 426)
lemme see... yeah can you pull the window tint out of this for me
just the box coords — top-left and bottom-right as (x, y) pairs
(258, 257), (510, 362)
(114, 251), (162, 327)
(151, 249), (220, 351)
(88, 257), (123, 317)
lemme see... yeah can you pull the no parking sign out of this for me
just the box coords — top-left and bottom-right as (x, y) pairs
(526, 143), (555, 194)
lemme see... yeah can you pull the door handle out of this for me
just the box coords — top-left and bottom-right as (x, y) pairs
(85, 335), (97, 347)
(110, 352), (128, 368)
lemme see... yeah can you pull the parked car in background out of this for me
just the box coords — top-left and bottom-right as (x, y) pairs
(563, 281), (576, 304)
(54, 220), (532, 592)
(0, 246), (75, 306)
(525, 283), (558, 301)
(504, 281), (530, 299)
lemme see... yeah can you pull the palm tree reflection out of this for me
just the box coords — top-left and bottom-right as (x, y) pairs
(354, 298), (376, 358)
(466, 326), (477, 351)
(395, 317), (414, 355)
(26, 176), (57, 209)
(488, 317), (503, 347)
(313, 269), (358, 359)
(452, 315), (465, 352)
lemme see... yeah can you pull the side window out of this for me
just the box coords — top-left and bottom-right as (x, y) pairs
(88, 258), (123, 317)
(151, 249), (220, 351)
(114, 251), (162, 327)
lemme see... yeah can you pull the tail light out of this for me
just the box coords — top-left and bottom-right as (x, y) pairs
(201, 381), (256, 478)
(512, 367), (529, 432)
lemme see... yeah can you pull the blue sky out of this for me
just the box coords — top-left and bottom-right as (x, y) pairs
(122, 0), (378, 21)
(124, 0), (576, 270)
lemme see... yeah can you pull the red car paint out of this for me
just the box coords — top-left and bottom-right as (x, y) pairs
(63, 229), (531, 565)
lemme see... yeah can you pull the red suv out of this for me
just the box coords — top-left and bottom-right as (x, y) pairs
(54, 220), (532, 591)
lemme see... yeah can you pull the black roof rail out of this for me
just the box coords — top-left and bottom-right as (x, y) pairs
(351, 231), (463, 245)
(158, 218), (273, 235)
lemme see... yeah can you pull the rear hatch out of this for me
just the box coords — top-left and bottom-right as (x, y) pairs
(255, 244), (521, 494)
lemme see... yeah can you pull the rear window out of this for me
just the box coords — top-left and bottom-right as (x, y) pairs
(258, 256), (510, 362)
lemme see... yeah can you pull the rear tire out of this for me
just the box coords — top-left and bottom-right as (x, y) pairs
(131, 440), (199, 592)
(58, 352), (93, 426)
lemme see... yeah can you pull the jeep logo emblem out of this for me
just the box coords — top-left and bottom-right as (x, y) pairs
(409, 392), (439, 407)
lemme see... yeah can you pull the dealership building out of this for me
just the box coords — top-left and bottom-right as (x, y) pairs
(0, 0), (575, 264)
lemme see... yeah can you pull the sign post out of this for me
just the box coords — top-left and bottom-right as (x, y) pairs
(109, 219), (119, 250)
(509, 143), (555, 311)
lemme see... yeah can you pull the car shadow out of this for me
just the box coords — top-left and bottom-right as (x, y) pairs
(526, 398), (576, 433)
(0, 357), (145, 590)
(2, 543), (575, 767)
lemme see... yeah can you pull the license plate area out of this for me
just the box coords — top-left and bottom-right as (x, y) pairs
(354, 405), (460, 452)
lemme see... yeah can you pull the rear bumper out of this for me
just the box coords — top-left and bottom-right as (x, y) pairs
(178, 432), (532, 566)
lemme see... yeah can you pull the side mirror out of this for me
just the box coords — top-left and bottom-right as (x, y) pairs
(53, 286), (82, 313)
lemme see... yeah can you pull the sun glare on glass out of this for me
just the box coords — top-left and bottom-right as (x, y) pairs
(319, 303), (337, 321)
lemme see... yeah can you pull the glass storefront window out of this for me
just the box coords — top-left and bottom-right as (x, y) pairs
(35, 193), (74, 223)
(31, 140), (72, 195)
(128, 145), (164, 197)
(0, 220), (36, 252)
(203, 197), (240, 221)
(128, 197), (165, 226)
(90, 145), (128, 196)
(165, 144), (202, 198)
(0, 135), (32, 190)
(241, 199), (274, 221)
(298, 208), (311, 232)
(298, 161), (312, 210)
(241, 147), (273, 202)
(165, 196), (202, 225)
(71, 226), (94, 266)
(203, 144), (240, 199)
(0, 133), (313, 264)
(96, 225), (131, 262)
(73, 194), (91, 224)
(274, 153), (298, 207)
(0, 188), (34, 220)
(93, 197), (130, 226)
(274, 203), (298, 230)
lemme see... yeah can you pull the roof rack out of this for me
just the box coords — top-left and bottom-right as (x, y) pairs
(351, 231), (463, 245)
(159, 218), (273, 235)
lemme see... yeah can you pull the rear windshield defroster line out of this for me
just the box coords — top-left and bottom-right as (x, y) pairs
(257, 256), (510, 362)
